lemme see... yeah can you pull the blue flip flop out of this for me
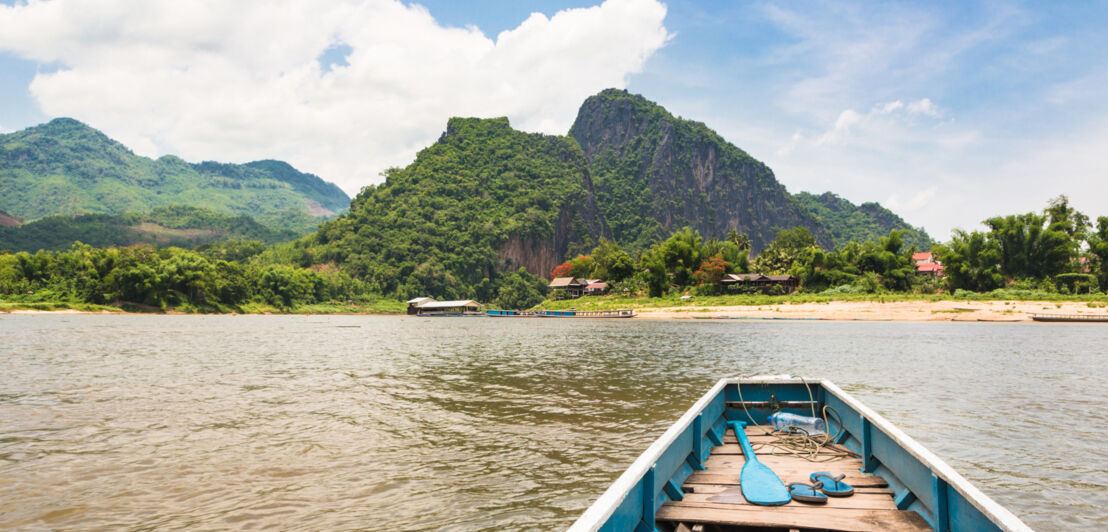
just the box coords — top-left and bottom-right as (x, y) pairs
(788, 482), (828, 504)
(810, 472), (854, 497)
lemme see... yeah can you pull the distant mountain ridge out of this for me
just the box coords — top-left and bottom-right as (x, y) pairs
(0, 205), (298, 252)
(0, 118), (350, 235)
(794, 191), (932, 250)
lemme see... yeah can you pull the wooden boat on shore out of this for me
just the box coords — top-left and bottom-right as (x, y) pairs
(570, 376), (1030, 532)
(1030, 313), (1108, 323)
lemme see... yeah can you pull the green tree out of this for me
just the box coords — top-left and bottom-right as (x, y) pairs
(160, 250), (218, 303)
(398, 257), (464, 300)
(1087, 217), (1108, 288)
(984, 212), (1072, 279)
(933, 230), (1005, 292)
(1044, 195), (1090, 241)
(653, 226), (705, 287)
(589, 239), (634, 281)
(256, 264), (313, 308)
(726, 229), (751, 252)
(753, 227), (817, 274)
(494, 268), (548, 309)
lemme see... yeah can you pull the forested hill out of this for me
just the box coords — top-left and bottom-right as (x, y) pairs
(0, 205), (297, 252)
(570, 89), (832, 253)
(795, 192), (932, 250)
(302, 117), (609, 298)
(0, 118), (350, 234)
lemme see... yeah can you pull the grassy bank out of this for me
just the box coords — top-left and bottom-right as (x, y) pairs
(534, 291), (1108, 311)
(0, 298), (407, 315)
(0, 301), (125, 313)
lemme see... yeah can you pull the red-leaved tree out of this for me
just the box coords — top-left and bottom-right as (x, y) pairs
(550, 261), (574, 279)
(694, 255), (730, 285)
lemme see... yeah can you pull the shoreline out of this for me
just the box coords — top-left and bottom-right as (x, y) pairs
(4, 299), (1106, 321)
(631, 299), (1102, 322)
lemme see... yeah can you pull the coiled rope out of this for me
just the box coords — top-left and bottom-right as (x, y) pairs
(735, 376), (857, 462)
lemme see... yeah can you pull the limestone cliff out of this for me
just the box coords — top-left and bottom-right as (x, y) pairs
(569, 89), (831, 253)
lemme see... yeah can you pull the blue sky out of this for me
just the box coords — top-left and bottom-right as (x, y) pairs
(1, 0), (1106, 240)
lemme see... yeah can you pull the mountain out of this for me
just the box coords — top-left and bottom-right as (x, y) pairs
(293, 90), (930, 298)
(569, 89), (832, 253)
(0, 205), (297, 253)
(0, 118), (350, 235)
(306, 117), (608, 297)
(794, 192), (932, 250)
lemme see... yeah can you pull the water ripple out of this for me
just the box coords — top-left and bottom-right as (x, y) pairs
(0, 315), (1104, 529)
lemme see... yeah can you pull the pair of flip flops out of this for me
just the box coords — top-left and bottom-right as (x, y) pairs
(788, 472), (855, 504)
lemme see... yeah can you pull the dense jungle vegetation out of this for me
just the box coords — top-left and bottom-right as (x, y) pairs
(794, 191), (931, 250)
(544, 196), (1107, 303)
(0, 205), (298, 252)
(258, 117), (605, 300)
(2, 197), (1104, 312)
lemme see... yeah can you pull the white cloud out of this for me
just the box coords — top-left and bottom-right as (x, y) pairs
(815, 108), (861, 145)
(906, 98), (939, 116)
(879, 100), (903, 114)
(884, 186), (936, 214)
(0, 0), (671, 194)
(814, 98), (942, 146)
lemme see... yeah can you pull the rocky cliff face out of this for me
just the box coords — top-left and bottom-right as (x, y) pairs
(497, 182), (609, 276)
(569, 89), (831, 253)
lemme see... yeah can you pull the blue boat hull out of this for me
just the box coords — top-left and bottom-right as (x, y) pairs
(570, 377), (1029, 531)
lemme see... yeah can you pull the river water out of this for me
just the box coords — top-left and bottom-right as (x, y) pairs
(0, 314), (1104, 530)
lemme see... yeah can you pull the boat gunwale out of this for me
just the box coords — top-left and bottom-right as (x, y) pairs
(568, 377), (728, 531)
(819, 379), (1030, 532)
(568, 376), (1031, 532)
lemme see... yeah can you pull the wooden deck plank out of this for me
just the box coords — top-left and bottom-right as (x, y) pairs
(711, 442), (859, 459)
(686, 484), (894, 496)
(684, 471), (889, 489)
(678, 491), (897, 511)
(675, 422), (922, 530)
(657, 502), (932, 532)
(703, 454), (862, 472)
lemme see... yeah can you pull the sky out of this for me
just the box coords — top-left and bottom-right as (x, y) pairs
(0, 0), (1106, 240)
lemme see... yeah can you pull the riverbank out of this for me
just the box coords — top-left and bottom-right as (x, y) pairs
(0, 300), (407, 315)
(632, 299), (1104, 321)
(6, 297), (1107, 321)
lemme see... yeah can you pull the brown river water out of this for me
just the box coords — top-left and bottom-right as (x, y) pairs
(0, 314), (1105, 530)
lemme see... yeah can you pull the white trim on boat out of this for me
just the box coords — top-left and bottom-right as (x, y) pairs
(568, 378), (728, 531)
(819, 379), (1031, 532)
(568, 376), (1032, 532)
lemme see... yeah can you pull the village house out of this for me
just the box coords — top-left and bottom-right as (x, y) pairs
(549, 277), (588, 298)
(720, 273), (799, 293)
(584, 280), (609, 295)
(912, 252), (945, 277)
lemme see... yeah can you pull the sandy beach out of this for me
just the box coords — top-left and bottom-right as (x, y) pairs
(634, 299), (1105, 322)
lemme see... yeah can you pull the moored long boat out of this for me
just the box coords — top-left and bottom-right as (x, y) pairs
(570, 376), (1030, 531)
(1031, 313), (1108, 322)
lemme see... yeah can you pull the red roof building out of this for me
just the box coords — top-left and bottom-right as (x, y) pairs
(916, 262), (945, 276)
